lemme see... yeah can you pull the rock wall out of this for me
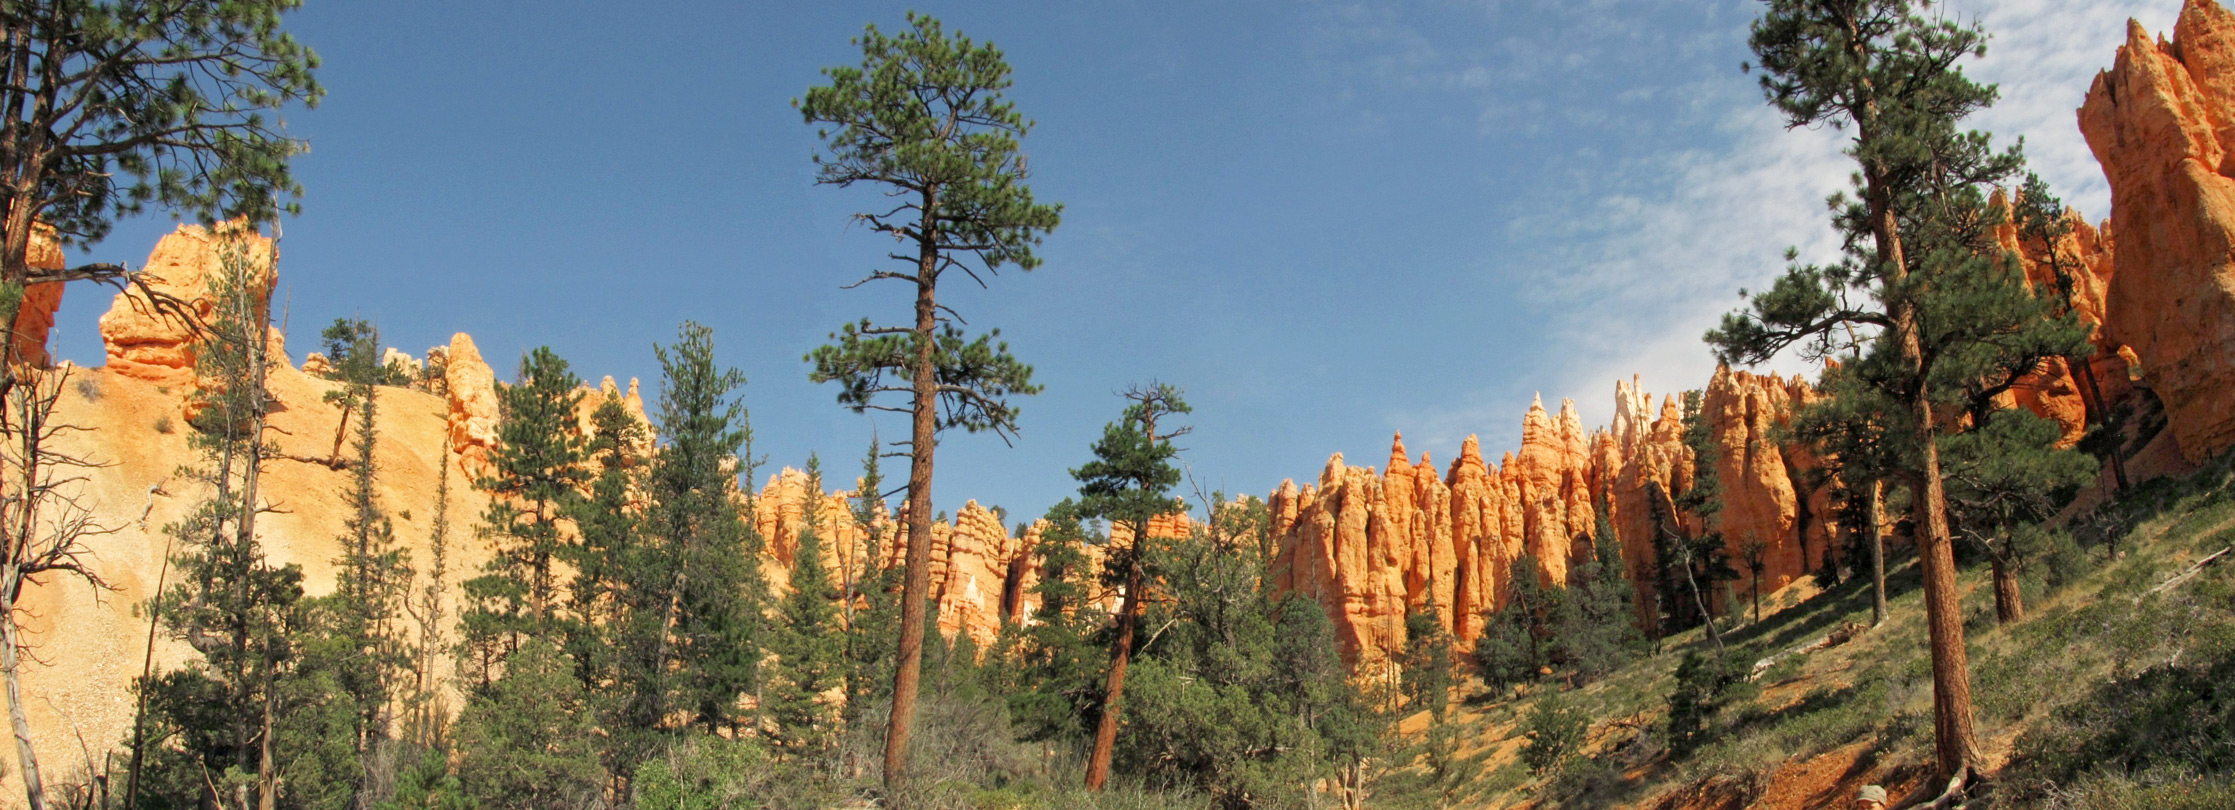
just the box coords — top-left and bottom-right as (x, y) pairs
(1264, 371), (1844, 667)
(2080, 0), (2235, 463)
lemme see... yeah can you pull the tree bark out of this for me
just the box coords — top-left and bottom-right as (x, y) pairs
(1083, 540), (1145, 791)
(1875, 186), (1982, 781)
(1989, 552), (2022, 624)
(257, 659), (277, 810)
(883, 186), (942, 794)
(2070, 355), (2129, 492)
(1869, 480), (1888, 628)
(3, 576), (45, 810)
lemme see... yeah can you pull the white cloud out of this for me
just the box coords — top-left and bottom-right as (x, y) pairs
(1391, 0), (2173, 449)
(1965, 0), (2176, 217)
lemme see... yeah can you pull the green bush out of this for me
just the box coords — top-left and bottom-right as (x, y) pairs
(632, 736), (778, 810)
(1664, 648), (1754, 760)
(1522, 690), (1587, 776)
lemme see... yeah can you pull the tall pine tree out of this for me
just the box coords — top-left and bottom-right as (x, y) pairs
(798, 14), (1061, 786)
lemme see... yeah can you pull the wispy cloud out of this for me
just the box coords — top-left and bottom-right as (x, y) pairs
(1375, 0), (2173, 451)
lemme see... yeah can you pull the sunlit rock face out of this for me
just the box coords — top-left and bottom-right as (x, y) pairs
(2081, 0), (2235, 464)
(98, 222), (277, 385)
(10, 225), (66, 368)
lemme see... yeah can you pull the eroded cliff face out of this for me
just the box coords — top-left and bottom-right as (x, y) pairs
(1265, 371), (1840, 666)
(2080, 0), (2235, 463)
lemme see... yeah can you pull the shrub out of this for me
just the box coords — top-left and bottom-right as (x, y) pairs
(1665, 648), (1754, 759)
(1522, 690), (1587, 776)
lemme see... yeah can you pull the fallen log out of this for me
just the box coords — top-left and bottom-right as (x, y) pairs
(2136, 545), (2232, 604)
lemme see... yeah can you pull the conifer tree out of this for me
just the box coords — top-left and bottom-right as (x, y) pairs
(1940, 410), (2093, 623)
(1552, 512), (1643, 684)
(567, 391), (645, 780)
(1118, 498), (1374, 807)
(141, 232), (305, 810)
(451, 638), (603, 810)
(1474, 552), (1553, 694)
(1397, 608), (1477, 805)
(1645, 390), (1733, 650)
(2014, 172), (2130, 492)
(1790, 362), (1901, 627)
(840, 438), (900, 777)
(797, 14), (1061, 787)
(771, 456), (846, 759)
(319, 317), (413, 805)
(400, 433), (454, 750)
(1007, 499), (1107, 744)
(0, 0), (321, 382)
(642, 322), (764, 735)
(1071, 383), (1188, 791)
(1711, 1), (2086, 781)
(467, 347), (586, 642)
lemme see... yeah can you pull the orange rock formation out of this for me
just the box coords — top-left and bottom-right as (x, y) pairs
(8, 226), (65, 367)
(97, 222), (276, 384)
(1265, 370), (1845, 666)
(2080, 0), (2235, 463)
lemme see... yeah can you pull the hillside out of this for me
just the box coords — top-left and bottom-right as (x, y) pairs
(1392, 450), (2235, 810)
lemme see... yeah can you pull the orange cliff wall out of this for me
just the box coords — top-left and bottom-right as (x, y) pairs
(2081, 0), (2235, 463)
(1265, 371), (1841, 668)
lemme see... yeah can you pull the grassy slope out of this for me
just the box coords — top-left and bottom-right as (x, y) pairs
(1415, 458), (2235, 810)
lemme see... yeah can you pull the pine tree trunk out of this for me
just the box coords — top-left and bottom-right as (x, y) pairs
(1, 192), (37, 381)
(1084, 553), (1145, 791)
(3, 576), (47, 810)
(257, 662), (277, 810)
(1872, 163), (1981, 784)
(2071, 355), (2129, 491)
(884, 186), (943, 793)
(1989, 552), (2022, 624)
(1869, 480), (1887, 628)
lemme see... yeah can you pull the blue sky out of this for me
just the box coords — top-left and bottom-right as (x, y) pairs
(49, 0), (2172, 527)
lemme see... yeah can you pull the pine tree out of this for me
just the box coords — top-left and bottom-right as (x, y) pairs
(1709, 1), (2083, 781)
(451, 638), (603, 810)
(466, 347), (586, 646)
(771, 456), (845, 759)
(1071, 383), (1188, 791)
(0, 0), (320, 382)
(1116, 497), (1375, 808)
(1940, 410), (2094, 623)
(1789, 361), (1902, 627)
(642, 322), (764, 734)
(798, 13), (1061, 787)
(319, 318), (413, 801)
(566, 391), (645, 779)
(840, 438), (900, 777)
(1394, 608), (1479, 806)
(139, 231), (308, 809)
(1475, 552), (1554, 694)
(2014, 172), (2129, 492)
(1552, 513), (1643, 684)
(1670, 389), (1736, 650)
(1007, 500), (1107, 745)
(400, 432), (455, 750)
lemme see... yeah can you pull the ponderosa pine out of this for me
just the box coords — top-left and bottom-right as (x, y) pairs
(797, 13), (1060, 788)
